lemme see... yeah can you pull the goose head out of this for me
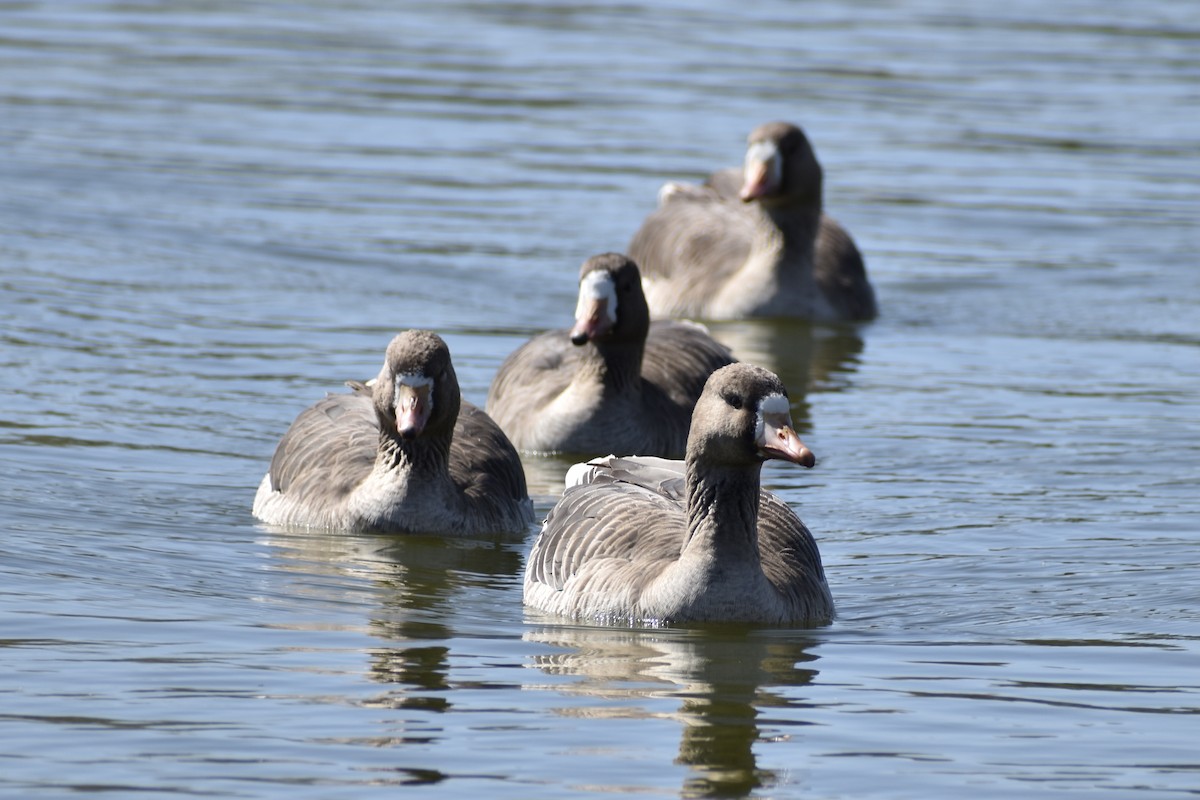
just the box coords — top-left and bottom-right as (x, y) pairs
(687, 363), (815, 468)
(569, 252), (651, 346)
(372, 330), (461, 441)
(738, 122), (823, 209)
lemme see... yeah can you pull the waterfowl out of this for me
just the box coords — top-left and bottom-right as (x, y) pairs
(253, 329), (534, 536)
(486, 252), (736, 458)
(523, 362), (834, 626)
(628, 121), (876, 322)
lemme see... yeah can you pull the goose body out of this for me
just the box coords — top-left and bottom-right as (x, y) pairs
(628, 121), (876, 322)
(523, 363), (834, 626)
(253, 330), (534, 536)
(486, 253), (735, 458)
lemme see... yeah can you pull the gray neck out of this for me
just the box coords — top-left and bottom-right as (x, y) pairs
(588, 337), (645, 395)
(376, 426), (452, 480)
(763, 201), (822, 259)
(682, 459), (763, 565)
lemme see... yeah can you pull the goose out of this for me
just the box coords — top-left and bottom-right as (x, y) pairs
(523, 362), (834, 626)
(628, 121), (876, 322)
(486, 252), (736, 458)
(253, 329), (534, 536)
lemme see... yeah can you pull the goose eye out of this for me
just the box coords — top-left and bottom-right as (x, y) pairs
(725, 393), (743, 410)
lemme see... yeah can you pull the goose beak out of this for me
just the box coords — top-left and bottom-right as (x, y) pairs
(757, 414), (815, 468)
(569, 297), (613, 345)
(740, 161), (771, 201)
(571, 268), (619, 346)
(394, 379), (432, 440)
(739, 140), (781, 202)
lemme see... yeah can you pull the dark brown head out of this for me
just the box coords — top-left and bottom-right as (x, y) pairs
(568, 253), (651, 347)
(372, 330), (461, 441)
(738, 122), (823, 209)
(687, 363), (814, 468)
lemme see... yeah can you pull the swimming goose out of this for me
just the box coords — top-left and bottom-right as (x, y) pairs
(486, 252), (736, 458)
(253, 330), (534, 536)
(628, 121), (876, 322)
(523, 362), (834, 626)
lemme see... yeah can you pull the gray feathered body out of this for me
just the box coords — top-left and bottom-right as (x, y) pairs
(487, 321), (734, 458)
(523, 455), (833, 626)
(253, 391), (533, 536)
(630, 160), (875, 321)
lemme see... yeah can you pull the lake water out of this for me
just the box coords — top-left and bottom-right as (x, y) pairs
(2, 1), (1198, 797)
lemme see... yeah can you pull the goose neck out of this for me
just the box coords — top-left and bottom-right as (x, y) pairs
(763, 203), (821, 252)
(377, 427), (452, 479)
(590, 337), (645, 394)
(682, 460), (763, 562)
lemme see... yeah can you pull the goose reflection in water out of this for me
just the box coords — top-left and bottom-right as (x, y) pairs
(262, 529), (525, 722)
(524, 625), (821, 798)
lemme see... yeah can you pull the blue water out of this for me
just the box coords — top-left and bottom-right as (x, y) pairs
(2, 1), (1198, 797)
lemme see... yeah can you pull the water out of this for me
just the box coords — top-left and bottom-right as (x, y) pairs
(2, 1), (1198, 797)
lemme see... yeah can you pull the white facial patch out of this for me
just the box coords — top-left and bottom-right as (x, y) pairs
(755, 392), (791, 439)
(744, 139), (782, 185)
(575, 269), (618, 324)
(394, 373), (434, 412)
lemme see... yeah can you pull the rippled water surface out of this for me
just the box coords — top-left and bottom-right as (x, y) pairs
(2, 1), (1198, 797)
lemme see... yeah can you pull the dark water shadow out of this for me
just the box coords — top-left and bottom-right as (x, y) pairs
(525, 623), (822, 798)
